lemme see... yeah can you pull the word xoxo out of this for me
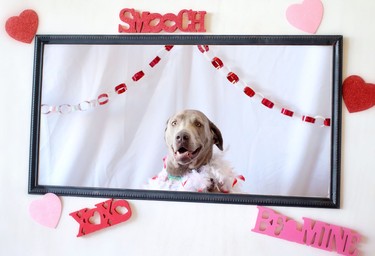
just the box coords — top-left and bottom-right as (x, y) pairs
(252, 206), (361, 256)
(70, 199), (132, 237)
(119, 8), (206, 33)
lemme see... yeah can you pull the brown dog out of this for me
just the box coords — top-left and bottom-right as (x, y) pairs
(164, 109), (223, 177)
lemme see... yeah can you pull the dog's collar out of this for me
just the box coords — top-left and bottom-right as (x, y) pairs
(167, 173), (183, 181)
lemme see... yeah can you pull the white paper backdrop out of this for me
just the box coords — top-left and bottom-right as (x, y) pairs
(38, 43), (333, 197)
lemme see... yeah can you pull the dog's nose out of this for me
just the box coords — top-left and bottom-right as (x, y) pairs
(176, 131), (190, 143)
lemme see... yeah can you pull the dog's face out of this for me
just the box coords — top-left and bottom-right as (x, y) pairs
(164, 109), (223, 177)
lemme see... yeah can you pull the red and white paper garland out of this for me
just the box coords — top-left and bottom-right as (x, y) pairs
(41, 45), (174, 115)
(41, 44), (331, 127)
(196, 45), (330, 127)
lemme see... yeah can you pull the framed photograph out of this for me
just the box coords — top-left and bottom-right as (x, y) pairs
(29, 34), (342, 207)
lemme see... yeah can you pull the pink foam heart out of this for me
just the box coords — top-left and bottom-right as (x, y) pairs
(5, 9), (39, 44)
(29, 193), (62, 228)
(286, 0), (324, 34)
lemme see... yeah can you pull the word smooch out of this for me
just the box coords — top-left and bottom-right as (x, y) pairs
(118, 8), (206, 33)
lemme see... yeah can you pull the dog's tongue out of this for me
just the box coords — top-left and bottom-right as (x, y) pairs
(176, 148), (193, 161)
(178, 151), (192, 159)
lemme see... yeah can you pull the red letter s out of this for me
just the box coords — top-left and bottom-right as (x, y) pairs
(119, 8), (137, 33)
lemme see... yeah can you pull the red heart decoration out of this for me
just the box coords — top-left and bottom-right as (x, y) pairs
(5, 9), (39, 44)
(342, 75), (375, 113)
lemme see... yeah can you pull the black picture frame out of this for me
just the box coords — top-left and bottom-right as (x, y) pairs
(29, 34), (342, 208)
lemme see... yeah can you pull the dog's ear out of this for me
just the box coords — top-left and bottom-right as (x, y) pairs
(164, 118), (170, 132)
(164, 118), (172, 145)
(209, 121), (223, 151)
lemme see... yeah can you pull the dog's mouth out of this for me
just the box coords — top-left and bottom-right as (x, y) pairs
(174, 146), (202, 164)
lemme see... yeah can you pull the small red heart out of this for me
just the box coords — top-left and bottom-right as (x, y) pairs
(5, 9), (38, 44)
(342, 75), (375, 113)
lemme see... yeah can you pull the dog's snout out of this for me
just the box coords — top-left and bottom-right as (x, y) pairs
(176, 131), (190, 143)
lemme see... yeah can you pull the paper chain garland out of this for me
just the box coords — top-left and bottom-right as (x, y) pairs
(196, 45), (331, 127)
(41, 45), (174, 115)
(41, 44), (330, 127)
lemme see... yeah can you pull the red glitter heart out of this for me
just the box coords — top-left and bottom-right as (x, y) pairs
(5, 9), (38, 44)
(342, 75), (375, 113)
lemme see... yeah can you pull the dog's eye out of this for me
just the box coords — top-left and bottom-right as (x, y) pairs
(171, 120), (177, 126)
(195, 121), (202, 127)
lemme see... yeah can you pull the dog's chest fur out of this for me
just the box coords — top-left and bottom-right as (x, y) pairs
(145, 154), (243, 193)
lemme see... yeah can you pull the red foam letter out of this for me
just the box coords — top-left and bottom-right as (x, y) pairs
(69, 208), (90, 237)
(144, 12), (163, 33)
(109, 199), (132, 225)
(177, 9), (191, 32)
(188, 10), (206, 32)
(119, 8), (138, 33)
(161, 13), (178, 33)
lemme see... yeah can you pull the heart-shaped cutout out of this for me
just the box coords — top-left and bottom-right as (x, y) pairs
(89, 211), (102, 225)
(286, 0), (324, 34)
(343, 75), (375, 113)
(29, 193), (62, 228)
(5, 9), (39, 44)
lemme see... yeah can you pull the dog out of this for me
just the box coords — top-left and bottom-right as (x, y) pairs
(164, 109), (223, 177)
(146, 109), (244, 193)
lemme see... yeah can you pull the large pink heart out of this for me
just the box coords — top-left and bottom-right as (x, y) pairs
(343, 75), (375, 113)
(5, 9), (38, 44)
(29, 193), (62, 228)
(286, 0), (324, 34)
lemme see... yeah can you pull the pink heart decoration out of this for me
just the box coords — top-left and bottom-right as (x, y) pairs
(5, 9), (39, 43)
(29, 193), (62, 228)
(343, 75), (375, 113)
(286, 0), (324, 34)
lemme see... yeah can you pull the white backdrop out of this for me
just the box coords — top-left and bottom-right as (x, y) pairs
(2, 1), (375, 255)
(39, 43), (333, 197)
